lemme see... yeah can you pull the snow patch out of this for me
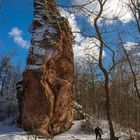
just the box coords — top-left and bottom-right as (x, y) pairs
(33, 45), (46, 56)
(26, 64), (41, 70)
(32, 24), (57, 41)
(0, 120), (136, 140)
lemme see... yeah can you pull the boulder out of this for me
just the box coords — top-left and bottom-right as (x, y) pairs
(17, 0), (74, 136)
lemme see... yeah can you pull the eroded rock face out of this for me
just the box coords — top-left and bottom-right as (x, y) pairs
(17, 0), (74, 136)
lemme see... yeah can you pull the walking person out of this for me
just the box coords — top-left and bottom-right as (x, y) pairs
(95, 126), (102, 140)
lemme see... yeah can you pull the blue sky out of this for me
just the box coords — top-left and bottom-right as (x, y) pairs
(0, 0), (33, 69)
(0, 0), (72, 69)
(0, 0), (139, 70)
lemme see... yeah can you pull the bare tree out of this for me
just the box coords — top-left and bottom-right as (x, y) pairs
(0, 51), (21, 121)
(56, 0), (140, 137)
(0, 52), (15, 96)
(128, 0), (140, 33)
(117, 28), (140, 101)
(93, 0), (116, 139)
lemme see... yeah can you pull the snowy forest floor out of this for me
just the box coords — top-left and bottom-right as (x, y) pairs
(0, 120), (133, 140)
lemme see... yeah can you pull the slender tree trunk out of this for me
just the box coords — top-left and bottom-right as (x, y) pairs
(99, 68), (116, 139)
(102, 67), (116, 140)
(93, 1), (116, 139)
(117, 29), (140, 101)
(0, 69), (8, 96)
(88, 61), (96, 112)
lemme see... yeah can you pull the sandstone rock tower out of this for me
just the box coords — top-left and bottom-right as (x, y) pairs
(17, 0), (74, 136)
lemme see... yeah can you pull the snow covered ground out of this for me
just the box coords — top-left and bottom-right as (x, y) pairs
(0, 120), (131, 140)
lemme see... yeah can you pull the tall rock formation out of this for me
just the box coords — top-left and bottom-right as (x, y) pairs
(17, 0), (74, 136)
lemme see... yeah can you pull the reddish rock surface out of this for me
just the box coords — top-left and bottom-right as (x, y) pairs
(17, 0), (74, 136)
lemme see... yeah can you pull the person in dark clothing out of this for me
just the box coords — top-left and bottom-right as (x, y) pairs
(95, 126), (102, 140)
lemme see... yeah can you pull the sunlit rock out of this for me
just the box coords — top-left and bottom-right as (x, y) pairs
(17, 0), (74, 136)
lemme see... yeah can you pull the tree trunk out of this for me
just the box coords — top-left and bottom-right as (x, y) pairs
(93, 1), (116, 139)
(104, 73), (116, 140)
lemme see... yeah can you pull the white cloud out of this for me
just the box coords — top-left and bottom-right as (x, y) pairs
(74, 37), (105, 63)
(8, 27), (30, 49)
(60, 8), (104, 63)
(60, 9), (84, 43)
(103, 0), (133, 23)
(123, 42), (138, 51)
(73, 0), (133, 24)
(124, 42), (140, 57)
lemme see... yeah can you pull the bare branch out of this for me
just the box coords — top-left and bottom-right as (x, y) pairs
(117, 27), (140, 101)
